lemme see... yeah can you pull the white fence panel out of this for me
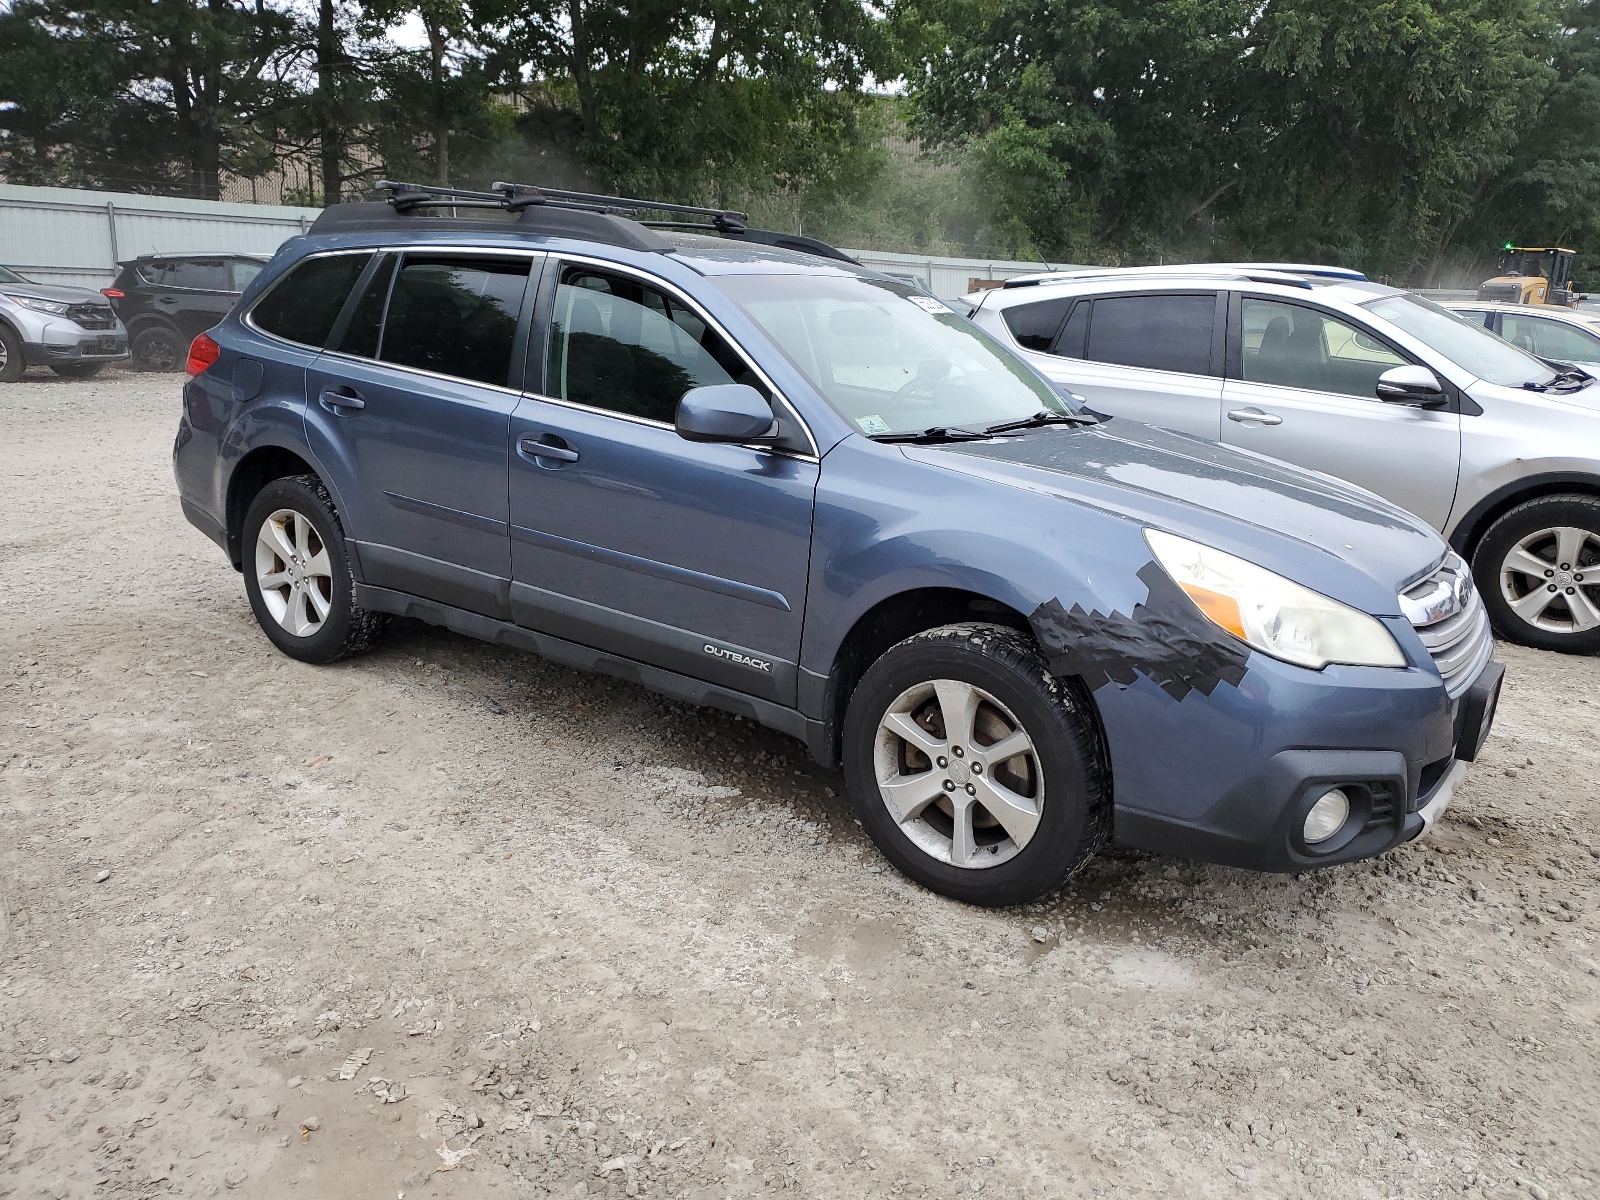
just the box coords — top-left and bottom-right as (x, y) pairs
(843, 248), (1086, 300)
(0, 184), (321, 290)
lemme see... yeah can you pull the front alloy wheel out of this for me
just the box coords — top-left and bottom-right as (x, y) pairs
(843, 623), (1108, 906)
(874, 679), (1044, 869)
(1475, 494), (1600, 654)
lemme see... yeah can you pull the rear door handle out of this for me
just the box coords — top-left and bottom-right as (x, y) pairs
(518, 435), (579, 464)
(319, 385), (365, 412)
(1227, 407), (1282, 426)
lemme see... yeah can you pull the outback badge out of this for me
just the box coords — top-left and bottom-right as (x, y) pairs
(703, 643), (772, 672)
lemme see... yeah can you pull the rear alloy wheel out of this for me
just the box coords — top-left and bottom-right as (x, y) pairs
(1474, 494), (1600, 654)
(131, 325), (183, 372)
(843, 623), (1109, 906)
(241, 475), (387, 663)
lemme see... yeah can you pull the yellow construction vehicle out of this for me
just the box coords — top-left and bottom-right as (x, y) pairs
(1476, 245), (1580, 306)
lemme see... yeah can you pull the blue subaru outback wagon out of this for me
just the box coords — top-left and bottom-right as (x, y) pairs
(173, 182), (1502, 906)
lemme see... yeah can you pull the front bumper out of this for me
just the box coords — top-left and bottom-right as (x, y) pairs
(1112, 658), (1502, 872)
(24, 334), (129, 365)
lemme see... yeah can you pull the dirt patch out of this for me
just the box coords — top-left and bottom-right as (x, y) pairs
(2, 374), (1597, 1200)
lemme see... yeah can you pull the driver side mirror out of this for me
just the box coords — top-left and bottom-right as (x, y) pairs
(675, 384), (779, 444)
(1375, 365), (1448, 409)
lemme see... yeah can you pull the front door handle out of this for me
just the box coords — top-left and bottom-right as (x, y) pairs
(518, 435), (579, 464)
(1227, 407), (1283, 426)
(318, 385), (365, 412)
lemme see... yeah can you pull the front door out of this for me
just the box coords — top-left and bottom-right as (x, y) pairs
(1220, 294), (1461, 530)
(507, 261), (817, 705)
(304, 250), (541, 619)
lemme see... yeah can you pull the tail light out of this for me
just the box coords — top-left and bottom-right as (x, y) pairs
(100, 287), (124, 299)
(186, 332), (221, 377)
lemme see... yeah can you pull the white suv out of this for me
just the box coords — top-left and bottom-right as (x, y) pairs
(965, 266), (1600, 654)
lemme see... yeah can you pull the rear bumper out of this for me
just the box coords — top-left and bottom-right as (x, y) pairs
(1111, 658), (1501, 872)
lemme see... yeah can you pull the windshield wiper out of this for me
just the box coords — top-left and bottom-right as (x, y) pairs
(1549, 369), (1593, 390)
(868, 426), (992, 444)
(979, 410), (1105, 435)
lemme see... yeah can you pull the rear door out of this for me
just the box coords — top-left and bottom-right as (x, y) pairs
(1003, 291), (1226, 439)
(1219, 293), (1461, 529)
(304, 250), (540, 619)
(505, 259), (817, 705)
(163, 258), (237, 340)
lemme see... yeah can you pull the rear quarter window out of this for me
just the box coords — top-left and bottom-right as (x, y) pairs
(249, 253), (372, 348)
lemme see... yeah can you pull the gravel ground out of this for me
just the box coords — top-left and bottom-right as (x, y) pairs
(2, 372), (1598, 1200)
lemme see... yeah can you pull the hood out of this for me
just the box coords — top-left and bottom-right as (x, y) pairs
(0, 281), (110, 305)
(904, 418), (1446, 601)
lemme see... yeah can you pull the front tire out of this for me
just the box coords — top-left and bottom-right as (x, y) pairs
(241, 475), (387, 663)
(1473, 494), (1600, 654)
(131, 324), (183, 372)
(842, 623), (1109, 906)
(0, 322), (25, 382)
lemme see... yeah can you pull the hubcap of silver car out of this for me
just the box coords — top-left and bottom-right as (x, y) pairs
(255, 508), (333, 637)
(1499, 525), (1600, 634)
(874, 679), (1043, 869)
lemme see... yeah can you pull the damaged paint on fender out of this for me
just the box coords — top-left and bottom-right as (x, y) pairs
(1029, 562), (1250, 701)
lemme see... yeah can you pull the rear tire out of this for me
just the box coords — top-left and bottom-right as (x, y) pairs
(50, 362), (105, 379)
(241, 475), (388, 664)
(1472, 494), (1600, 654)
(842, 622), (1109, 906)
(131, 324), (183, 372)
(0, 323), (24, 382)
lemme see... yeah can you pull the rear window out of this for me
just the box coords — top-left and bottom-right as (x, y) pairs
(377, 255), (530, 387)
(1086, 294), (1216, 374)
(249, 253), (372, 348)
(1002, 298), (1072, 351)
(172, 259), (229, 290)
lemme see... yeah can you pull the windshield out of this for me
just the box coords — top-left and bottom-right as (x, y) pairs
(712, 273), (1067, 435)
(1363, 291), (1557, 387)
(0, 266), (33, 285)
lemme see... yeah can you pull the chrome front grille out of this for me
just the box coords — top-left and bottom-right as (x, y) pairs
(67, 302), (117, 329)
(1400, 557), (1493, 697)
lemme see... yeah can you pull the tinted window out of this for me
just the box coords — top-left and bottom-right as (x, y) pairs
(172, 259), (229, 290)
(231, 260), (264, 291)
(335, 254), (395, 360)
(1241, 298), (1406, 397)
(546, 269), (755, 423)
(1055, 301), (1088, 357)
(1086, 294), (1214, 374)
(1502, 314), (1600, 362)
(1002, 298), (1071, 351)
(379, 255), (530, 387)
(250, 253), (371, 348)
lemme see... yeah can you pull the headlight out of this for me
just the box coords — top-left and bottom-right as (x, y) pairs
(8, 294), (71, 315)
(1144, 529), (1406, 669)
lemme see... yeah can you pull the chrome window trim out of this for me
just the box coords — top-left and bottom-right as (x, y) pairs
(544, 251), (821, 459)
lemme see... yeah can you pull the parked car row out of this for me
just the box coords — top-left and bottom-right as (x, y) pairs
(171, 183), (1508, 906)
(0, 254), (268, 381)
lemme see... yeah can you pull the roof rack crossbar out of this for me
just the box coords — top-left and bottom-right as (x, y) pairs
(374, 178), (750, 232)
(492, 181), (748, 232)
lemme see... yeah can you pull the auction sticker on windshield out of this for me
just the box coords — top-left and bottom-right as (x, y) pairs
(907, 295), (951, 314)
(856, 414), (892, 435)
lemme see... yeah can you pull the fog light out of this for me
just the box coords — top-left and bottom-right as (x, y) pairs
(1303, 788), (1351, 844)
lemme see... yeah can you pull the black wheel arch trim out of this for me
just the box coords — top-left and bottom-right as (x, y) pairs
(1449, 472), (1600, 559)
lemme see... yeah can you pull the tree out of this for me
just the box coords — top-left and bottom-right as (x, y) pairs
(0, 0), (296, 198)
